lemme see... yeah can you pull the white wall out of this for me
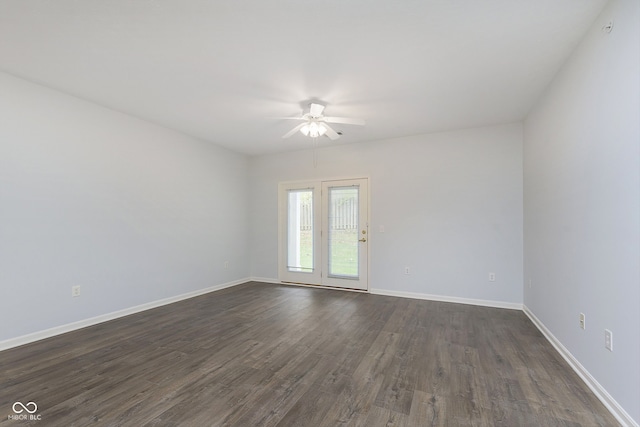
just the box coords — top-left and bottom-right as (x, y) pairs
(0, 72), (249, 343)
(523, 0), (640, 423)
(250, 124), (523, 305)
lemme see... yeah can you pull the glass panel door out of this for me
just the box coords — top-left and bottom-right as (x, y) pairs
(278, 182), (321, 284)
(322, 179), (368, 290)
(279, 178), (368, 290)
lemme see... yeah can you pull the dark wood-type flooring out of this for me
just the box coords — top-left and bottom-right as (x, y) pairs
(0, 282), (619, 426)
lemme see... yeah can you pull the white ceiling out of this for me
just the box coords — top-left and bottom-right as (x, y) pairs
(0, 0), (608, 155)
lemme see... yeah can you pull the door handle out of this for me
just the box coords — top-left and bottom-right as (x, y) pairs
(359, 238), (367, 243)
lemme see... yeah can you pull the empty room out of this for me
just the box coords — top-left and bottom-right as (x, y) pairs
(1, 0), (638, 426)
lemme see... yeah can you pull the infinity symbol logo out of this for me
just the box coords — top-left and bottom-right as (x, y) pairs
(12, 401), (38, 414)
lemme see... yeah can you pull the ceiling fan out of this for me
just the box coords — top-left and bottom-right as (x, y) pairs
(281, 103), (365, 140)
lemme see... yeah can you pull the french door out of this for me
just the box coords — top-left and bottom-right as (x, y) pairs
(278, 178), (368, 290)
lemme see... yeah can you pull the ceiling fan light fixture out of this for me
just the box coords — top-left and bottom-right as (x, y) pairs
(281, 102), (362, 141)
(300, 121), (326, 138)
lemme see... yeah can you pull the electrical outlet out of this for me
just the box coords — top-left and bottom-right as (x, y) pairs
(488, 272), (496, 282)
(404, 266), (410, 275)
(579, 313), (585, 330)
(224, 261), (229, 269)
(605, 329), (613, 351)
(71, 286), (81, 297)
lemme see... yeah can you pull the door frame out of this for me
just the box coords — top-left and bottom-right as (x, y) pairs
(277, 176), (370, 292)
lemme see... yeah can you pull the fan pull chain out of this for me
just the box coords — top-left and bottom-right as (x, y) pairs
(312, 136), (318, 168)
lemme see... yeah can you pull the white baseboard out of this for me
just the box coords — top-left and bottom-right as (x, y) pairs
(252, 277), (370, 293)
(252, 280), (522, 310)
(523, 305), (637, 427)
(248, 276), (282, 284)
(0, 278), (250, 352)
(370, 288), (523, 310)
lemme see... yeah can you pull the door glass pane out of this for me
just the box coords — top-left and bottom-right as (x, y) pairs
(287, 190), (313, 272)
(328, 186), (359, 278)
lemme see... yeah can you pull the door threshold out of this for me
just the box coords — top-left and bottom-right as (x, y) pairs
(279, 281), (369, 293)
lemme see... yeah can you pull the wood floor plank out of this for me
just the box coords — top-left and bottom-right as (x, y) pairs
(361, 405), (409, 427)
(406, 390), (446, 427)
(319, 376), (385, 426)
(0, 282), (621, 426)
(372, 332), (417, 415)
(273, 386), (340, 427)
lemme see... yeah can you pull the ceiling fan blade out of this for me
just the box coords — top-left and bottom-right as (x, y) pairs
(272, 117), (305, 120)
(309, 103), (325, 117)
(282, 122), (307, 139)
(323, 123), (340, 140)
(322, 116), (366, 126)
